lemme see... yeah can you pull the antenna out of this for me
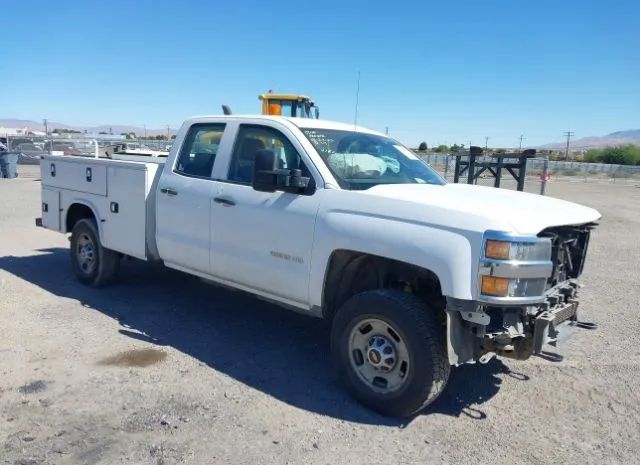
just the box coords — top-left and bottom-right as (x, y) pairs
(354, 71), (361, 129)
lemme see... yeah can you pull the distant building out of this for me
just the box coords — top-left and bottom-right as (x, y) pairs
(83, 133), (126, 141)
(0, 126), (29, 136)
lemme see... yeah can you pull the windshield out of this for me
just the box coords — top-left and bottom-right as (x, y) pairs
(300, 128), (446, 190)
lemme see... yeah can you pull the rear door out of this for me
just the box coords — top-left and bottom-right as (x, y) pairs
(155, 123), (230, 274)
(210, 123), (321, 306)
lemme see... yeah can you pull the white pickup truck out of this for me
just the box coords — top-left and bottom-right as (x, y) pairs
(37, 115), (601, 417)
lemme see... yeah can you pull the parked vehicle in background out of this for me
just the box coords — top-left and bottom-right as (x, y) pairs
(44, 141), (82, 156)
(14, 142), (45, 164)
(36, 114), (601, 417)
(258, 91), (319, 118)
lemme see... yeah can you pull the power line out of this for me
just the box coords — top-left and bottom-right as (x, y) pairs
(563, 131), (574, 160)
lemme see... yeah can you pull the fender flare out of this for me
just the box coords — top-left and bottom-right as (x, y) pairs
(64, 199), (105, 246)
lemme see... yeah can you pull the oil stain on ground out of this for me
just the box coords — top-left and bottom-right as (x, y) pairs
(98, 348), (167, 367)
(17, 380), (48, 394)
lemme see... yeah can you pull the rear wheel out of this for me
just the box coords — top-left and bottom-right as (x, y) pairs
(70, 218), (119, 286)
(331, 289), (450, 417)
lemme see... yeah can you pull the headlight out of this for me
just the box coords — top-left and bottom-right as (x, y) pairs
(485, 239), (551, 261)
(481, 276), (547, 297)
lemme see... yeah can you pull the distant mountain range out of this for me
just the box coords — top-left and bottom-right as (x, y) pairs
(1, 118), (638, 150)
(0, 118), (175, 137)
(539, 129), (640, 150)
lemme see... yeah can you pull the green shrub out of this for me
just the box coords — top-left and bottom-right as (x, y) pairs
(583, 145), (640, 165)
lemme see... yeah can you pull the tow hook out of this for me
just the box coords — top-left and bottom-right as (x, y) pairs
(575, 321), (598, 330)
(479, 352), (495, 364)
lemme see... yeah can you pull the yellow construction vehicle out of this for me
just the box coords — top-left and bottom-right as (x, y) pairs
(259, 92), (319, 119)
(220, 92), (319, 119)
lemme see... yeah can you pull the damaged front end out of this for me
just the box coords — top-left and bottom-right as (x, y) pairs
(447, 223), (597, 365)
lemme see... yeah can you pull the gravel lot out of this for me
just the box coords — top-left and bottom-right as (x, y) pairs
(2, 165), (639, 465)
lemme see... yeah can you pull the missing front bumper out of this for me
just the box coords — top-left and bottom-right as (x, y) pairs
(532, 300), (578, 353)
(447, 280), (590, 364)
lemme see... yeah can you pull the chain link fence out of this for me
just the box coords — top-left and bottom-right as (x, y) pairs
(3, 135), (174, 164)
(418, 152), (640, 194)
(4, 135), (638, 190)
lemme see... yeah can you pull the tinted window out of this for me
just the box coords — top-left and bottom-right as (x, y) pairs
(175, 124), (225, 178)
(228, 125), (309, 184)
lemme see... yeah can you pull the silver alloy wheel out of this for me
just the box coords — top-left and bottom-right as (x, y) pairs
(348, 318), (411, 394)
(76, 233), (96, 275)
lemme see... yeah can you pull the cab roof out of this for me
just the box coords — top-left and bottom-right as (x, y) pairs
(258, 93), (312, 101)
(184, 114), (385, 137)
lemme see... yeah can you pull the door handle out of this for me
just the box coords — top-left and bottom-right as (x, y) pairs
(214, 196), (235, 207)
(160, 187), (178, 196)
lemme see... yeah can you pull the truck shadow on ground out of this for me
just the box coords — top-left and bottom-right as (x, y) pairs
(0, 248), (530, 425)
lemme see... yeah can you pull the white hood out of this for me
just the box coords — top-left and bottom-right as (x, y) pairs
(365, 183), (601, 235)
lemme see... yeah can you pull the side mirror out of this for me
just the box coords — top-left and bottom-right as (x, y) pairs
(252, 149), (311, 194)
(252, 149), (278, 192)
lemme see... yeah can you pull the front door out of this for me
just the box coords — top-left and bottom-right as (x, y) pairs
(156, 123), (227, 274)
(211, 123), (320, 306)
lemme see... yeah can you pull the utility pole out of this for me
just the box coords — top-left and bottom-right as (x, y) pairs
(166, 125), (170, 140)
(43, 118), (48, 136)
(484, 136), (489, 153)
(518, 134), (526, 153)
(385, 126), (389, 135)
(144, 124), (147, 139)
(563, 131), (574, 160)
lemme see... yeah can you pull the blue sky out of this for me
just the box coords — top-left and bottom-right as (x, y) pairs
(1, 0), (638, 147)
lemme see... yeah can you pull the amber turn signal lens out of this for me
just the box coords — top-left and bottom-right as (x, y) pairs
(485, 240), (511, 260)
(481, 276), (510, 297)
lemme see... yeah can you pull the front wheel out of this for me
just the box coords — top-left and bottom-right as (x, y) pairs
(70, 218), (119, 287)
(331, 289), (450, 417)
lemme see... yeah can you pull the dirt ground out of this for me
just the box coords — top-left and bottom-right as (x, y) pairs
(2, 166), (639, 465)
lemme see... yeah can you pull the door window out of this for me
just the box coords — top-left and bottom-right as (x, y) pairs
(175, 124), (226, 178)
(228, 125), (311, 184)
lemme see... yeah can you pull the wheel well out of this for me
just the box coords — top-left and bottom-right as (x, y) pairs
(322, 250), (445, 320)
(65, 203), (95, 233)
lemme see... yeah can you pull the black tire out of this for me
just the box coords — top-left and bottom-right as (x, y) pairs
(70, 218), (119, 287)
(331, 289), (450, 417)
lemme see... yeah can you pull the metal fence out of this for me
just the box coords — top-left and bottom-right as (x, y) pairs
(3, 135), (174, 164)
(5, 135), (639, 191)
(418, 152), (640, 194)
